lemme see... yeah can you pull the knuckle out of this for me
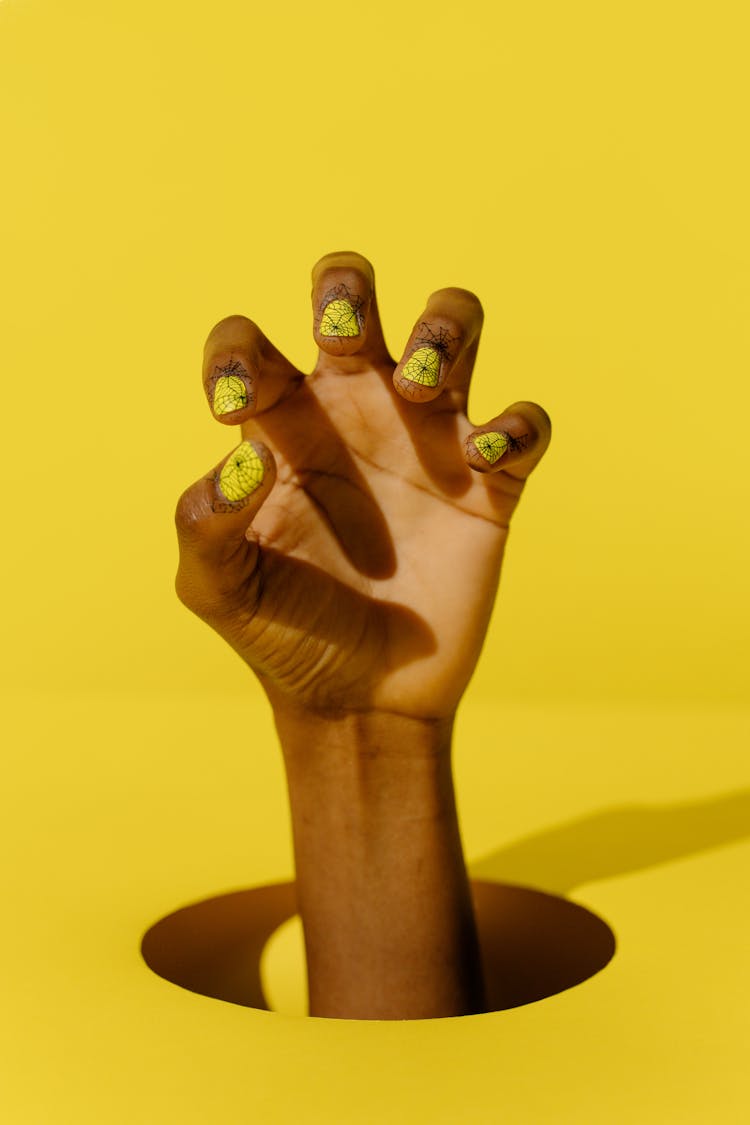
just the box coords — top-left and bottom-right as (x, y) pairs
(174, 487), (209, 541)
(174, 567), (196, 609)
(173, 567), (218, 621)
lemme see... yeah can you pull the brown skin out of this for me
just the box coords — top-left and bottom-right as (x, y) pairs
(175, 251), (552, 1019)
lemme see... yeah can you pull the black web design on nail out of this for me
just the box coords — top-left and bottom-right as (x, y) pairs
(467, 430), (532, 463)
(207, 355), (256, 412)
(210, 465), (260, 514)
(398, 322), (460, 400)
(317, 283), (366, 336)
(501, 432), (531, 455)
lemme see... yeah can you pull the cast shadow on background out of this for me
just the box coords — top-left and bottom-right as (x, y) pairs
(141, 789), (750, 1017)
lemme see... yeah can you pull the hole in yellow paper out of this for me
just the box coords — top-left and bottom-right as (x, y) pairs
(141, 880), (616, 1018)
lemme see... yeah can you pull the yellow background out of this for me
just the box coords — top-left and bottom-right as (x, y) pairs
(1, 1), (748, 1122)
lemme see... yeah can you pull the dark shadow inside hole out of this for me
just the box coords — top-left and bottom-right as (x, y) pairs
(140, 879), (616, 1016)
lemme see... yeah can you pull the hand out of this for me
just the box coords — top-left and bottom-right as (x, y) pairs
(175, 251), (551, 720)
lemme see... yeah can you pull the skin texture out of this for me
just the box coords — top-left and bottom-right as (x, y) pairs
(174, 251), (552, 1018)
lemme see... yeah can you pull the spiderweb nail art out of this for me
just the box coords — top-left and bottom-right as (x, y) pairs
(474, 431), (509, 463)
(212, 442), (265, 512)
(398, 322), (459, 397)
(213, 374), (248, 415)
(207, 356), (255, 414)
(468, 429), (531, 466)
(318, 283), (365, 337)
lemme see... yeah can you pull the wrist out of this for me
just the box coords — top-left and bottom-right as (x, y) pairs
(269, 702), (483, 1019)
(272, 703), (456, 806)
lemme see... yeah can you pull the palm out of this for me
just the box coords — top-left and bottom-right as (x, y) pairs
(235, 358), (522, 718)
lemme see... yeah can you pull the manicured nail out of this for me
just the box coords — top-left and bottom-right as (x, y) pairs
(320, 297), (360, 337)
(401, 346), (441, 387)
(474, 431), (509, 464)
(213, 373), (249, 415)
(218, 441), (265, 502)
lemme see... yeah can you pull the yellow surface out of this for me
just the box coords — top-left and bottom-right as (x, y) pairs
(1, 694), (748, 1124)
(1, 0), (749, 1121)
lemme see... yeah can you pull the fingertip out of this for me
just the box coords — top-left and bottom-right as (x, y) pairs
(392, 316), (463, 404)
(392, 370), (442, 403)
(176, 440), (276, 557)
(314, 282), (370, 355)
(465, 403), (552, 480)
(311, 251), (376, 293)
(203, 320), (302, 418)
(205, 354), (257, 422)
(175, 440), (274, 610)
(464, 429), (512, 473)
(311, 252), (392, 366)
(392, 341), (448, 403)
(212, 439), (275, 514)
(507, 400), (553, 445)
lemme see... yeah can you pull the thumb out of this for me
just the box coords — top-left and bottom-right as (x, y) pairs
(174, 439), (276, 615)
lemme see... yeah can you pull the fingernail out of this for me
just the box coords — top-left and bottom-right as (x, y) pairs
(320, 297), (361, 337)
(213, 374), (249, 415)
(218, 441), (265, 502)
(474, 431), (509, 464)
(401, 346), (441, 387)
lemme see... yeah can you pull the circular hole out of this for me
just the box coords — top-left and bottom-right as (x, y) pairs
(140, 880), (616, 1017)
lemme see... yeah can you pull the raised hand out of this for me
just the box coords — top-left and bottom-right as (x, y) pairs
(174, 251), (553, 1018)
(175, 251), (552, 721)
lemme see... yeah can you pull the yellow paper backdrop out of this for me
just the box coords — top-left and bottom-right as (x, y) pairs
(1, 1), (748, 1122)
(2, 0), (748, 707)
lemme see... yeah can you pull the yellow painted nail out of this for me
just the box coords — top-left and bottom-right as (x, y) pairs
(320, 298), (360, 337)
(401, 346), (441, 387)
(474, 431), (509, 464)
(218, 442), (265, 502)
(213, 374), (248, 416)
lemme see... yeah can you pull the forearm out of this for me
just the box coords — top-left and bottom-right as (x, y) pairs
(273, 705), (485, 1020)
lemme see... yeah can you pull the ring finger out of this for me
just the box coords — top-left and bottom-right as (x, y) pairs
(392, 287), (484, 409)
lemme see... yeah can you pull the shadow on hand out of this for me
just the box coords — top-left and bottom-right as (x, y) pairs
(217, 547), (437, 711)
(249, 382), (398, 579)
(140, 789), (750, 1017)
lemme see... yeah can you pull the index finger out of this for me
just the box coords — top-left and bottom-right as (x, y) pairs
(202, 314), (304, 421)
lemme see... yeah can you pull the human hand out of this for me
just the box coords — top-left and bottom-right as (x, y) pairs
(175, 251), (551, 721)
